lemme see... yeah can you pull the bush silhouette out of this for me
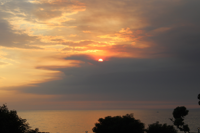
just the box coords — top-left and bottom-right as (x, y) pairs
(170, 106), (190, 133)
(146, 121), (177, 133)
(92, 113), (144, 133)
(0, 104), (39, 133)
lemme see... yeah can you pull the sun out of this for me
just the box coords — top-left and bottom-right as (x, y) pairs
(98, 58), (103, 62)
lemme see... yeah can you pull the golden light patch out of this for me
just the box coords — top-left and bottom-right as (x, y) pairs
(69, 34), (77, 37)
(119, 28), (133, 34)
(83, 31), (91, 33)
(98, 58), (103, 62)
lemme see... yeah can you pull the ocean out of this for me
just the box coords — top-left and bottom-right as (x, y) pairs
(18, 109), (200, 133)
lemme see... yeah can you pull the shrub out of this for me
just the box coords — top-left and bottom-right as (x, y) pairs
(92, 113), (144, 133)
(146, 121), (177, 133)
(0, 104), (38, 133)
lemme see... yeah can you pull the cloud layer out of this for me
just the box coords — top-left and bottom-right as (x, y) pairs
(0, 0), (200, 109)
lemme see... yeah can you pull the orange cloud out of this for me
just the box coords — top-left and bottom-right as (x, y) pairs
(31, 0), (86, 21)
(98, 28), (149, 49)
(83, 31), (91, 33)
(98, 28), (134, 42)
(0, 47), (83, 88)
(69, 34), (77, 37)
(119, 28), (133, 34)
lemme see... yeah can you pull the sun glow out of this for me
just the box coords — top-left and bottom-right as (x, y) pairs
(98, 59), (103, 62)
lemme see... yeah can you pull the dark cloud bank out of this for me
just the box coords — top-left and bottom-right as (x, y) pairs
(22, 56), (200, 103)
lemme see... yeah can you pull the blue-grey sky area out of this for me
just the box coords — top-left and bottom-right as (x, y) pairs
(0, 0), (200, 110)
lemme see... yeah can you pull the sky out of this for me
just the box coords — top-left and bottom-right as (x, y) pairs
(0, 0), (200, 110)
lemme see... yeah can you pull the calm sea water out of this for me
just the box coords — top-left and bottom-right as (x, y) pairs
(18, 109), (200, 133)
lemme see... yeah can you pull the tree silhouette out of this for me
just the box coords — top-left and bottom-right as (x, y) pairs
(92, 113), (144, 133)
(145, 121), (177, 133)
(0, 104), (39, 133)
(198, 94), (200, 105)
(170, 106), (190, 133)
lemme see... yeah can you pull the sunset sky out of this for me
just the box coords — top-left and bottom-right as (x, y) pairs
(0, 0), (200, 110)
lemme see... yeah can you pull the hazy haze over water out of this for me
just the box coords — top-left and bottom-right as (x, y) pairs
(18, 109), (200, 133)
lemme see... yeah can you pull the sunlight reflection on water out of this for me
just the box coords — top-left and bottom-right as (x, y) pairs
(18, 109), (200, 133)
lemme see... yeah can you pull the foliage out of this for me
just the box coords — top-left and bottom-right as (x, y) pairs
(198, 94), (200, 105)
(92, 113), (144, 133)
(29, 128), (39, 133)
(145, 121), (177, 133)
(0, 104), (39, 133)
(170, 106), (190, 133)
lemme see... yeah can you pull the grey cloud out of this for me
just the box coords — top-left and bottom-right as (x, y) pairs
(0, 18), (39, 48)
(0, 1), (37, 48)
(0, 0), (85, 22)
(147, 24), (200, 65)
(144, 0), (200, 27)
(0, 0), (34, 20)
(21, 57), (200, 102)
(0, 8), (40, 48)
